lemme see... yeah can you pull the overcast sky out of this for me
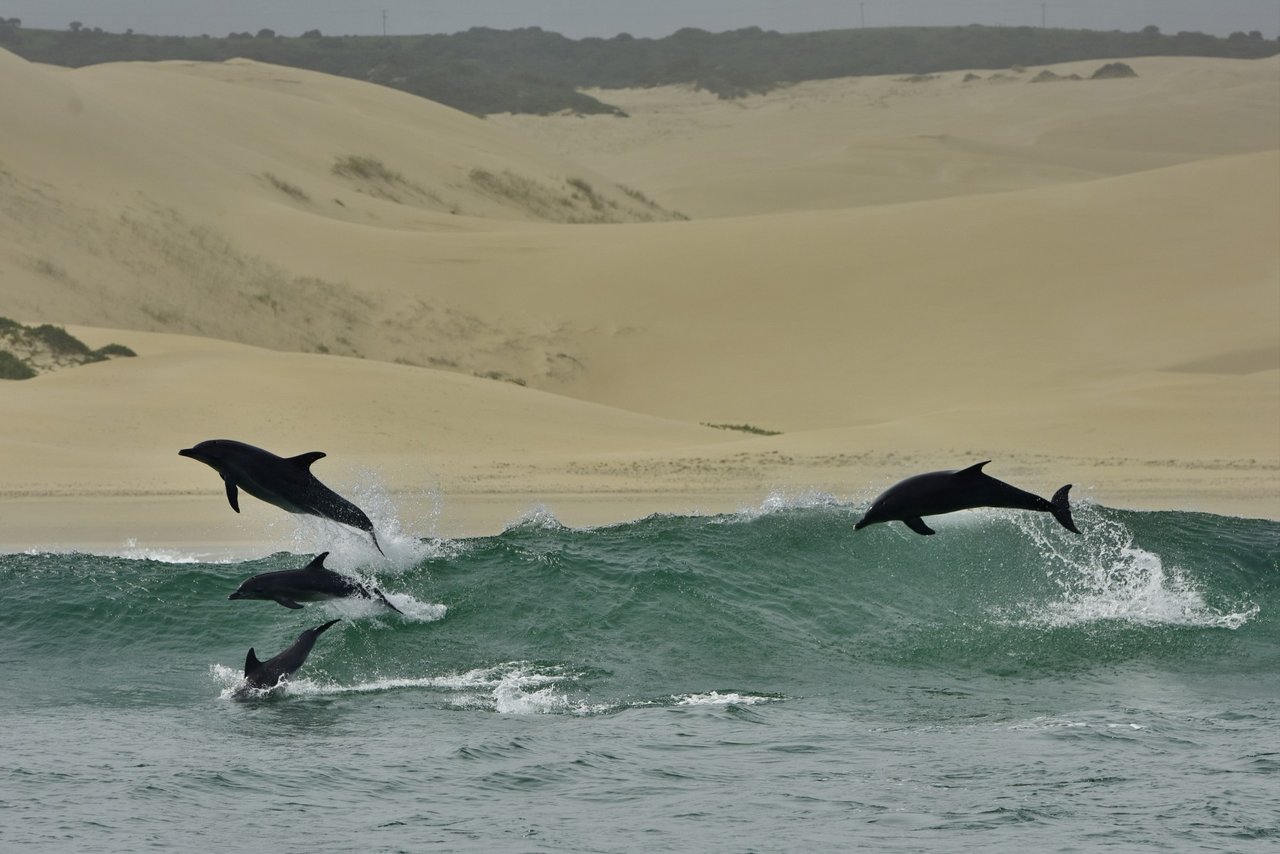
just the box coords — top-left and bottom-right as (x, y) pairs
(3, 1), (1278, 39)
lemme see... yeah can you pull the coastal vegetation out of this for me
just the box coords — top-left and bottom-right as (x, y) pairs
(0, 317), (136, 379)
(1, 19), (1274, 116)
(703, 422), (783, 436)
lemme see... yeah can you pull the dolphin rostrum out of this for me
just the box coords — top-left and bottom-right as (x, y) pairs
(854, 461), (1080, 536)
(179, 439), (384, 555)
(241, 618), (341, 691)
(229, 552), (402, 613)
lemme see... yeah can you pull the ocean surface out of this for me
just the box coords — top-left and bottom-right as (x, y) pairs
(2, 496), (1277, 852)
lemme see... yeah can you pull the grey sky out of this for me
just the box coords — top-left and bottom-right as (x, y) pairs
(3, 1), (1278, 39)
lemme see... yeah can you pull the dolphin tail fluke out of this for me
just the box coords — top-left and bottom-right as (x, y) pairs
(313, 618), (342, 636)
(1051, 485), (1081, 535)
(374, 588), (404, 615)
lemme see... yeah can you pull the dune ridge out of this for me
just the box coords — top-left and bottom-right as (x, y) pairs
(0, 49), (1276, 551)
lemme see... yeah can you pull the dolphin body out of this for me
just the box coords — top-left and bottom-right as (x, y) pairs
(229, 552), (402, 613)
(179, 439), (384, 555)
(240, 618), (341, 692)
(854, 461), (1080, 536)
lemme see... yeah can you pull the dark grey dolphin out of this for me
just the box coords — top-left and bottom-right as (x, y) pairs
(179, 439), (384, 555)
(229, 552), (402, 613)
(854, 461), (1080, 536)
(241, 618), (341, 692)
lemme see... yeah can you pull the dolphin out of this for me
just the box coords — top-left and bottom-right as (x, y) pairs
(179, 439), (384, 555)
(240, 618), (341, 692)
(854, 461), (1080, 536)
(229, 552), (402, 613)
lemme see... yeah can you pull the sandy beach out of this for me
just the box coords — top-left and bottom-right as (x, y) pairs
(1, 50), (1276, 553)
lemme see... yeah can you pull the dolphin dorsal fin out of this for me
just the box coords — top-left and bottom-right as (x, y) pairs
(289, 451), (326, 469)
(244, 648), (262, 675)
(956, 461), (991, 477)
(304, 552), (331, 571)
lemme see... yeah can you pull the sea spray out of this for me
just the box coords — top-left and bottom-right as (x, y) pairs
(1013, 505), (1260, 629)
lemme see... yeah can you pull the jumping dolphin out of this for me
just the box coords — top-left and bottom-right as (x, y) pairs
(854, 461), (1080, 536)
(179, 439), (384, 555)
(241, 618), (341, 692)
(229, 552), (402, 613)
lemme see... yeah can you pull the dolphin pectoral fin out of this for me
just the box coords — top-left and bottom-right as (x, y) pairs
(275, 597), (305, 610)
(903, 516), (937, 536)
(223, 478), (241, 513)
(289, 451), (326, 469)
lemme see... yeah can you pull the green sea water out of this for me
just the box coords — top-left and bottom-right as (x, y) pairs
(2, 497), (1277, 852)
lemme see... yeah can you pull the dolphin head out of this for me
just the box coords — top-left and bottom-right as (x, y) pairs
(854, 499), (889, 530)
(178, 439), (228, 467)
(228, 577), (268, 601)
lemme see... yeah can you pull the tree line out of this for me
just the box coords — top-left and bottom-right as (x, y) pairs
(1, 19), (1275, 116)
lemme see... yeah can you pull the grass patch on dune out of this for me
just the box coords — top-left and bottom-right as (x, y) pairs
(332, 155), (404, 183)
(702, 422), (783, 436)
(331, 154), (451, 209)
(262, 172), (311, 202)
(468, 168), (684, 223)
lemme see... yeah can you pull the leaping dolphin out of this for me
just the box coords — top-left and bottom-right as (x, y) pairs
(240, 618), (341, 692)
(179, 439), (385, 555)
(854, 461), (1080, 536)
(229, 552), (402, 613)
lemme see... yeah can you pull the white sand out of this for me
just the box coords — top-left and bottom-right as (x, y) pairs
(0, 51), (1276, 553)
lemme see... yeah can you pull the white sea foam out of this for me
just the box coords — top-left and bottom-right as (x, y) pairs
(1012, 508), (1258, 630)
(313, 591), (447, 624)
(721, 488), (843, 523)
(103, 539), (241, 563)
(1009, 716), (1147, 732)
(212, 660), (612, 714)
(673, 691), (782, 707)
(505, 504), (570, 531)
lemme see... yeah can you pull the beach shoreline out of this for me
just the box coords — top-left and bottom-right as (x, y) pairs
(3, 456), (1275, 556)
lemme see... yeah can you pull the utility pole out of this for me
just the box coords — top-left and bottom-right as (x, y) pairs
(382, 9), (388, 36)
(860, 3), (866, 29)
(1041, 3), (1047, 28)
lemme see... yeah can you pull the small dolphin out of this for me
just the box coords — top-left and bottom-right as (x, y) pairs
(229, 552), (402, 613)
(240, 618), (341, 692)
(854, 461), (1080, 536)
(179, 439), (384, 555)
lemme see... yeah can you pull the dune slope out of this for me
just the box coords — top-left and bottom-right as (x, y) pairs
(0, 50), (1276, 545)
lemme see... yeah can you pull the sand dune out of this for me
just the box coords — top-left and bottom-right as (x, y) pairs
(493, 56), (1280, 216)
(0, 49), (1276, 550)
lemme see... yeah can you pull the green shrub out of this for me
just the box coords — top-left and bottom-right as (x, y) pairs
(0, 350), (36, 380)
(30, 324), (92, 356)
(93, 343), (137, 358)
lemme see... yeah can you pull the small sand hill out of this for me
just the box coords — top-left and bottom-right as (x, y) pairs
(0, 48), (680, 370)
(493, 56), (1280, 217)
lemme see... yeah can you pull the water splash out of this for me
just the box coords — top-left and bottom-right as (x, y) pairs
(211, 661), (615, 714)
(505, 504), (570, 532)
(731, 489), (843, 521)
(673, 691), (783, 707)
(1013, 507), (1258, 629)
